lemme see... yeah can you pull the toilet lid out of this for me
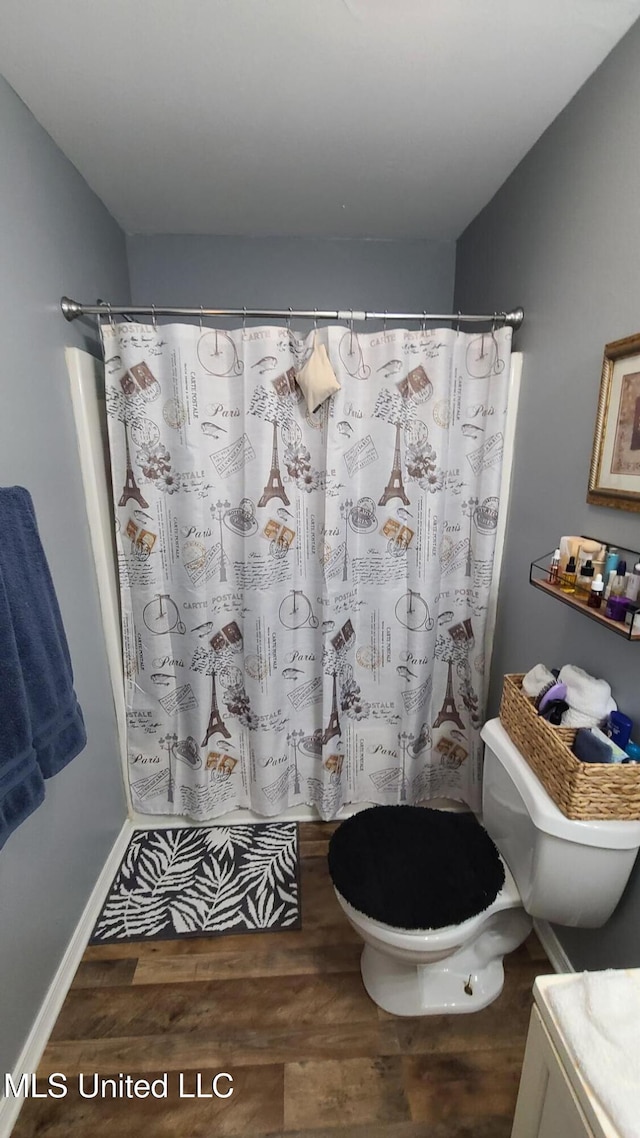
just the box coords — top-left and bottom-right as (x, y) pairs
(328, 806), (505, 930)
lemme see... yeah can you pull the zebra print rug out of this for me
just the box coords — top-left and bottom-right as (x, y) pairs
(90, 822), (300, 943)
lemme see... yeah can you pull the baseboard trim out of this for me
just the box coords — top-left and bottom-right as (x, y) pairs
(0, 820), (133, 1138)
(533, 919), (575, 975)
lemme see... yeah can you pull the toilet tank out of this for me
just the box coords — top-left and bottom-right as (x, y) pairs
(481, 719), (640, 928)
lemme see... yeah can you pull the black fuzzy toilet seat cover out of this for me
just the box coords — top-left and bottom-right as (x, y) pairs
(328, 805), (506, 930)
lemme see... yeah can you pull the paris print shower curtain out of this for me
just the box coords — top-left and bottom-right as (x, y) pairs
(101, 319), (512, 820)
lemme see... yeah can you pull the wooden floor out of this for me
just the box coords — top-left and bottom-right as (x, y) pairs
(13, 822), (552, 1138)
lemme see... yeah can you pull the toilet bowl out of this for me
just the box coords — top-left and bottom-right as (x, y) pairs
(335, 859), (532, 1015)
(329, 719), (640, 1017)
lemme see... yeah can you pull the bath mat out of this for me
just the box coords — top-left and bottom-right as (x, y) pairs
(90, 822), (300, 943)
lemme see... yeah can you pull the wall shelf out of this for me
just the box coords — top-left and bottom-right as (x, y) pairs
(530, 548), (640, 641)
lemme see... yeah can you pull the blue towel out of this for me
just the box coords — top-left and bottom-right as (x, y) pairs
(0, 487), (86, 849)
(572, 727), (612, 765)
(0, 570), (45, 849)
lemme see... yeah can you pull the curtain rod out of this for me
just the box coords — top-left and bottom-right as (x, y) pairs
(60, 296), (524, 331)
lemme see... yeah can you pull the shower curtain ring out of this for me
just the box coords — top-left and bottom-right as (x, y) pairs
(314, 308), (318, 331)
(199, 306), (204, 333)
(243, 306), (247, 332)
(491, 312), (497, 333)
(455, 311), (461, 334)
(107, 302), (114, 329)
(151, 305), (157, 331)
(287, 307), (292, 331)
(421, 309), (427, 334)
(383, 310), (387, 332)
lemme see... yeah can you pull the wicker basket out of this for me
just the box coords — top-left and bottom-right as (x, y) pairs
(499, 673), (640, 821)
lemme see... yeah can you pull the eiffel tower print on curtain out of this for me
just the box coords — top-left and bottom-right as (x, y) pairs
(323, 671), (342, 745)
(379, 422), (410, 506)
(201, 671), (231, 747)
(258, 419), (290, 508)
(119, 421), (149, 509)
(432, 659), (465, 730)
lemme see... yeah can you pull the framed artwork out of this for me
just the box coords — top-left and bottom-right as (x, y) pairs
(587, 332), (640, 512)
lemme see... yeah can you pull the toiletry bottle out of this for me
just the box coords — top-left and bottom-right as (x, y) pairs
(605, 559), (627, 600)
(547, 548), (561, 585)
(605, 561), (628, 620)
(560, 555), (577, 593)
(625, 604), (640, 635)
(575, 559), (594, 600)
(611, 560), (627, 594)
(625, 561), (640, 604)
(607, 710), (633, 750)
(604, 547), (620, 580)
(625, 740), (640, 763)
(604, 569), (617, 600)
(587, 573), (604, 609)
(592, 543), (607, 580)
(606, 594), (629, 622)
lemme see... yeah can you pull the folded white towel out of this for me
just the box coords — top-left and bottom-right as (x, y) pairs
(547, 970), (640, 1138)
(562, 702), (617, 730)
(559, 664), (616, 730)
(522, 664), (555, 699)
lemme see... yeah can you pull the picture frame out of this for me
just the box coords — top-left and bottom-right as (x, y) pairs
(587, 332), (640, 513)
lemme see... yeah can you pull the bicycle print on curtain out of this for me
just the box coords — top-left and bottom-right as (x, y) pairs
(102, 319), (511, 821)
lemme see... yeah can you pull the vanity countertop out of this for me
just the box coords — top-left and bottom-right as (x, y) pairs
(533, 971), (640, 1138)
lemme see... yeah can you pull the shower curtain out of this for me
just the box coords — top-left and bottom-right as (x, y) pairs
(101, 319), (512, 820)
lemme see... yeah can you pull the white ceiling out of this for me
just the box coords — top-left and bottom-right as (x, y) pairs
(1, 0), (639, 239)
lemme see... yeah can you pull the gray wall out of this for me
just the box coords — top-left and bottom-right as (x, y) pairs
(455, 20), (640, 970)
(126, 234), (456, 322)
(0, 75), (128, 1078)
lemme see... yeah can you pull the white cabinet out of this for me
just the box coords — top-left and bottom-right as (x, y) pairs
(511, 1007), (596, 1138)
(511, 976), (619, 1138)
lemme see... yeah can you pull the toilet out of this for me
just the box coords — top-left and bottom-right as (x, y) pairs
(329, 718), (640, 1017)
